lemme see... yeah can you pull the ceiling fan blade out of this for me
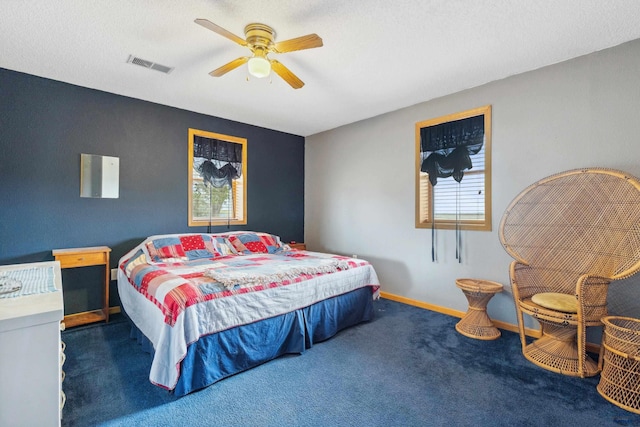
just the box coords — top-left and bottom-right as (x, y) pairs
(195, 19), (247, 47)
(272, 34), (323, 53)
(270, 60), (304, 89)
(210, 57), (249, 77)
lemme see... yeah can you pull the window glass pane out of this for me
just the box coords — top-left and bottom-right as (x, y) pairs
(433, 145), (485, 221)
(415, 106), (491, 231)
(188, 129), (247, 226)
(433, 174), (485, 220)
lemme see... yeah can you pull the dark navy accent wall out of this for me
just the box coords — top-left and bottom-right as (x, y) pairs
(0, 68), (304, 310)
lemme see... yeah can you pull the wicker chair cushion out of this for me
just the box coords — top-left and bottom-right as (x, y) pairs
(531, 292), (578, 313)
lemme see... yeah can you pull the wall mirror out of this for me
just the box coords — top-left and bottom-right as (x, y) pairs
(80, 153), (120, 198)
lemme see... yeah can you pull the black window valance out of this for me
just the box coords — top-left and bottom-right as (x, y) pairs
(420, 115), (484, 186)
(193, 136), (243, 188)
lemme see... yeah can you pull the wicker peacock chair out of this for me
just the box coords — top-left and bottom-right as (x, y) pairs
(499, 168), (640, 377)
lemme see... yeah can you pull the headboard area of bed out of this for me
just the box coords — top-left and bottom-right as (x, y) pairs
(142, 231), (287, 261)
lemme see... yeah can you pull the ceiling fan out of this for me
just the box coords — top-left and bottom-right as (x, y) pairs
(195, 19), (323, 89)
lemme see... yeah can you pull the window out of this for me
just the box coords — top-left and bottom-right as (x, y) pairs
(188, 128), (247, 226)
(415, 105), (491, 231)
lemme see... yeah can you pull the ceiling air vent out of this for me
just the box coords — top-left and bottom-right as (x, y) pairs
(127, 55), (174, 74)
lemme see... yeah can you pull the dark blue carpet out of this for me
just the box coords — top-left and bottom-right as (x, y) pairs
(61, 299), (640, 426)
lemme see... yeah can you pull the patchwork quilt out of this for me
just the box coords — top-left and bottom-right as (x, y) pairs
(123, 247), (377, 327)
(118, 232), (381, 390)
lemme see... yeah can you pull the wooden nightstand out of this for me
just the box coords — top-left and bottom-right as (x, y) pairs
(289, 242), (306, 250)
(52, 246), (111, 328)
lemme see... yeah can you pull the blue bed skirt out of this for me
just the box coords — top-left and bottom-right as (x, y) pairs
(128, 286), (375, 396)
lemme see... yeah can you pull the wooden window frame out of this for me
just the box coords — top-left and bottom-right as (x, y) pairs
(415, 105), (492, 231)
(188, 128), (247, 226)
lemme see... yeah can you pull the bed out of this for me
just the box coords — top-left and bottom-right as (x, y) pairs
(117, 231), (380, 396)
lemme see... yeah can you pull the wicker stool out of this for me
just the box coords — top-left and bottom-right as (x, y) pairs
(455, 278), (503, 340)
(597, 316), (640, 414)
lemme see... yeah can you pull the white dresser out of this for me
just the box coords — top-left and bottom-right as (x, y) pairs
(0, 261), (64, 427)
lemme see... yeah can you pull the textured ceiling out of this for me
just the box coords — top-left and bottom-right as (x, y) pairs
(2, 1), (640, 136)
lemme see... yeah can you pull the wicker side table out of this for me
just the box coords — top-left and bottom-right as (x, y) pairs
(455, 278), (503, 340)
(597, 316), (640, 414)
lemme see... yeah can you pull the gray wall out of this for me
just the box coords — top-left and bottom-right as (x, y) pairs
(305, 38), (640, 328)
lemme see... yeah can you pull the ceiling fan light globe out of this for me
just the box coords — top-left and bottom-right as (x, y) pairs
(248, 56), (271, 78)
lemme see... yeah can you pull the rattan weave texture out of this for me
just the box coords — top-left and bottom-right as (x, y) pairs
(598, 316), (640, 413)
(499, 168), (640, 377)
(455, 278), (503, 340)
